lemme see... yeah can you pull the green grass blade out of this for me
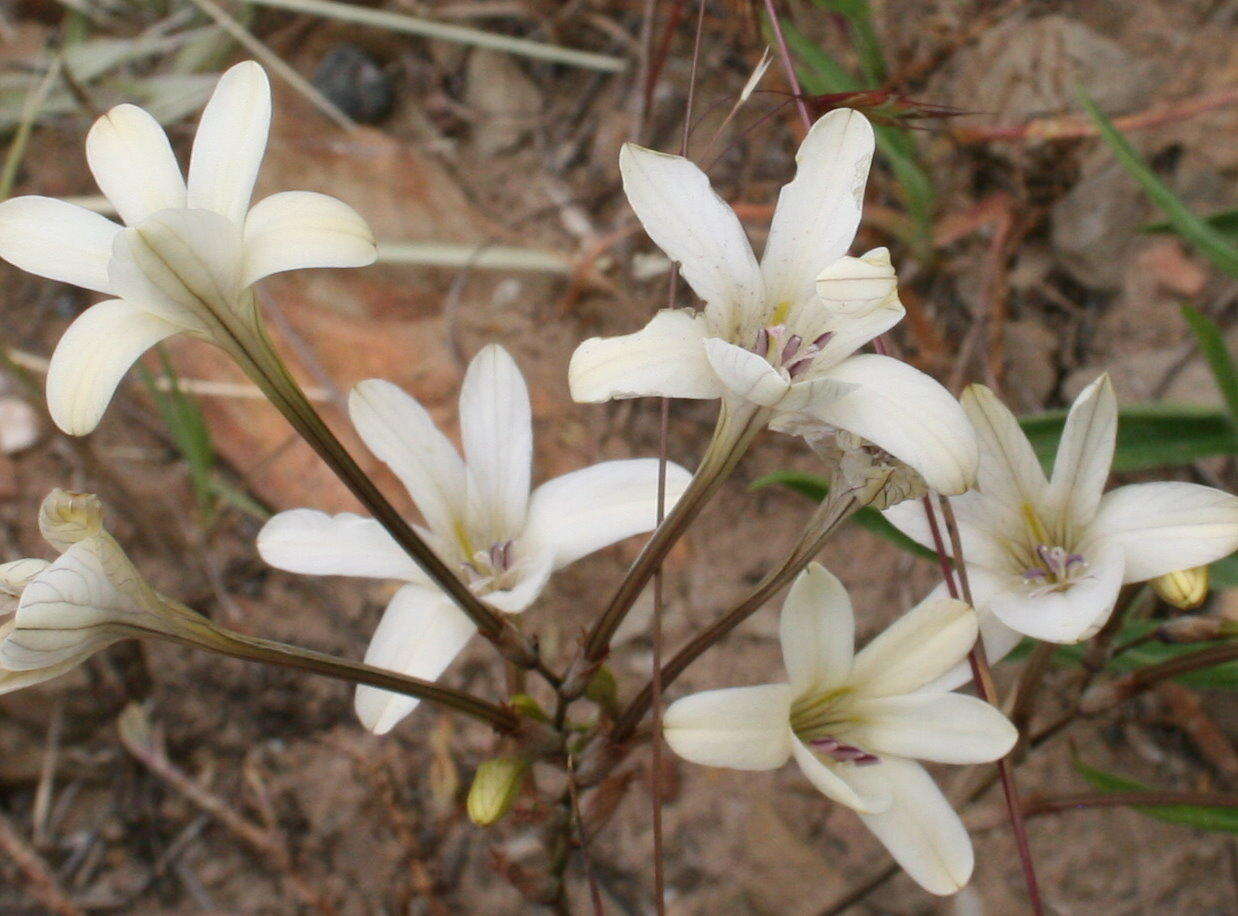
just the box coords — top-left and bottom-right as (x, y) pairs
(140, 350), (218, 518)
(1075, 761), (1238, 833)
(1079, 89), (1238, 277)
(1212, 554), (1238, 590)
(1144, 209), (1238, 244)
(1179, 305), (1238, 421)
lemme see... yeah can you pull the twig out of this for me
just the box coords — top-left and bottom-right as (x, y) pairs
(0, 809), (82, 916)
(760, 0), (810, 128)
(1081, 643), (1238, 713)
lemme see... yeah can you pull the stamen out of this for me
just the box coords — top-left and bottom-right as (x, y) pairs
(810, 736), (879, 766)
(751, 327), (769, 356)
(779, 334), (802, 364)
(812, 330), (834, 349)
(787, 356), (814, 379)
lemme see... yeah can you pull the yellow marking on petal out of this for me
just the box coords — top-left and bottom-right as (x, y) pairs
(1020, 501), (1050, 545)
(770, 301), (791, 325)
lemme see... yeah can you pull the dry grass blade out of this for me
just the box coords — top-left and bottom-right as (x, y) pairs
(376, 242), (574, 273)
(0, 809), (82, 916)
(186, 0), (356, 131)
(246, 0), (628, 72)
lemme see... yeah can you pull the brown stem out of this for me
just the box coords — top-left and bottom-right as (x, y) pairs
(1081, 642), (1238, 714)
(761, 0), (810, 129)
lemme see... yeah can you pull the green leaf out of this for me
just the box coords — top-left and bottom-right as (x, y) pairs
(750, 470), (938, 560)
(1075, 761), (1238, 833)
(1179, 305), (1238, 421)
(812, 0), (887, 87)
(139, 349), (218, 518)
(1079, 89), (1238, 277)
(1052, 618), (1238, 689)
(1019, 402), (1236, 472)
(1144, 209), (1238, 244)
(1211, 554), (1238, 591)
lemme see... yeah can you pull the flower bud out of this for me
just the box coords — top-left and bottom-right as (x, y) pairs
(1155, 614), (1225, 643)
(38, 489), (104, 551)
(814, 248), (900, 316)
(1152, 566), (1209, 610)
(467, 756), (528, 826)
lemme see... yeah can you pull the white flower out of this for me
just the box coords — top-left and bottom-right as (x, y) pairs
(884, 375), (1238, 666)
(663, 564), (1016, 895)
(0, 491), (199, 693)
(0, 60), (376, 436)
(258, 345), (691, 734)
(567, 110), (976, 495)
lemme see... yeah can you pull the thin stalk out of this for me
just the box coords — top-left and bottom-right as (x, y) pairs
(1018, 790), (1238, 819)
(1080, 642), (1238, 713)
(760, 0), (810, 128)
(573, 402), (767, 677)
(926, 495), (1044, 915)
(604, 486), (862, 750)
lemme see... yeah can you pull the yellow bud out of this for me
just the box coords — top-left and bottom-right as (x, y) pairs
(1152, 566), (1209, 610)
(467, 756), (528, 826)
(38, 489), (104, 551)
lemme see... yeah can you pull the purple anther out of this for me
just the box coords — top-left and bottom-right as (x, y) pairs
(787, 356), (814, 380)
(752, 327), (770, 355)
(810, 736), (880, 766)
(812, 330), (834, 349)
(779, 334), (803, 365)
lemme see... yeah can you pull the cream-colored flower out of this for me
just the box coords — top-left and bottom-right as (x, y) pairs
(663, 564), (1016, 895)
(885, 375), (1238, 674)
(258, 345), (692, 734)
(568, 110), (976, 496)
(0, 61), (376, 435)
(0, 490), (203, 693)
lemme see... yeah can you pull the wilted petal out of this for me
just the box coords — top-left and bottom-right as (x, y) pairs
(459, 345), (532, 546)
(779, 563), (853, 694)
(0, 196), (121, 294)
(960, 383), (1048, 511)
(850, 596), (977, 697)
(703, 337), (789, 406)
(619, 143), (762, 335)
(186, 61), (271, 224)
(1094, 481), (1238, 582)
(109, 209), (245, 330)
(663, 683), (794, 770)
(988, 541), (1124, 643)
(840, 693), (1017, 764)
(85, 103), (186, 225)
(523, 459), (691, 569)
(569, 309), (720, 402)
(348, 379), (469, 542)
(257, 509), (427, 582)
(241, 191), (376, 286)
(761, 109), (875, 308)
(45, 300), (180, 436)
(0, 559), (50, 598)
(806, 355), (978, 496)
(851, 758), (974, 896)
(355, 584), (476, 735)
(1046, 374), (1116, 526)
(789, 733), (891, 813)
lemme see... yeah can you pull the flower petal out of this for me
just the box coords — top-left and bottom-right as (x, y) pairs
(348, 379), (469, 543)
(568, 309), (721, 402)
(0, 196), (122, 294)
(481, 550), (554, 614)
(916, 574), (1024, 693)
(760, 109), (875, 309)
(959, 383), (1048, 511)
(779, 563), (853, 694)
(354, 585), (476, 735)
(987, 541), (1124, 643)
(45, 299), (180, 435)
(851, 758), (974, 896)
(805, 355), (979, 496)
(703, 337), (789, 406)
(840, 693), (1017, 764)
(789, 733), (891, 813)
(850, 595), (977, 697)
(880, 491), (1015, 575)
(459, 345), (532, 546)
(241, 191), (376, 286)
(1046, 374), (1116, 526)
(108, 209), (245, 330)
(85, 104), (186, 225)
(522, 459), (691, 569)
(256, 509), (428, 582)
(1094, 482), (1238, 583)
(663, 683), (794, 770)
(186, 61), (271, 224)
(619, 143), (762, 336)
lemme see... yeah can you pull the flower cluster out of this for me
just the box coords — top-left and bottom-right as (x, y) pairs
(1, 60), (1236, 903)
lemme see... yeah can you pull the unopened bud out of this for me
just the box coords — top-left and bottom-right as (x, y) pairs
(1156, 614), (1225, 644)
(38, 489), (104, 552)
(1152, 567), (1209, 610)
(1078, 677), (1131, 715)
(585, 665), (618, 711)
(467, 756), (528, 826)
(814, 248), (899, 315)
